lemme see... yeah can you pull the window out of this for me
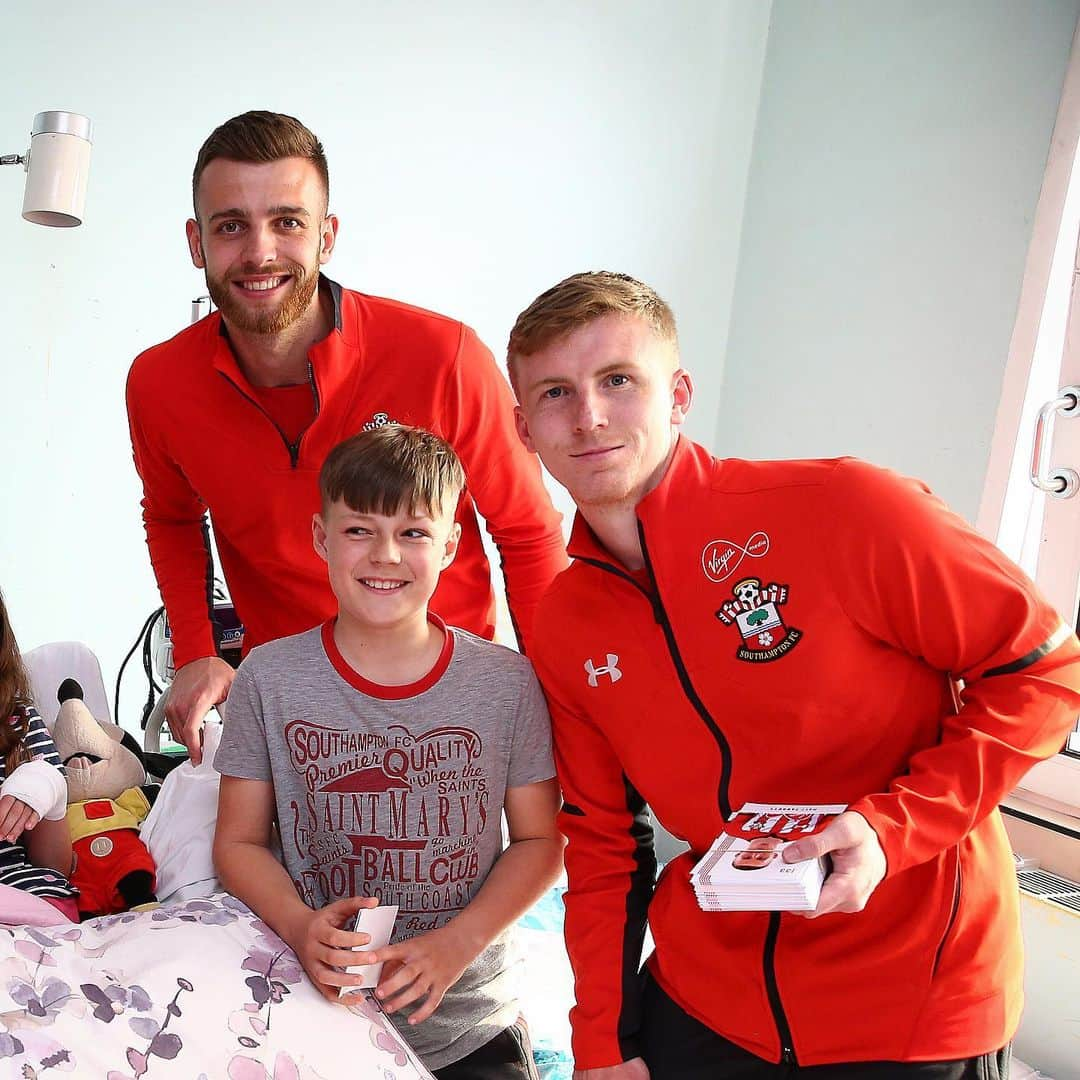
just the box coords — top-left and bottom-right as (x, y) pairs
(979, 40), (1080, 814)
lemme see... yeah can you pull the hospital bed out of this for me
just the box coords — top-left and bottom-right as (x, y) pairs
(4, 642), (575, 1080)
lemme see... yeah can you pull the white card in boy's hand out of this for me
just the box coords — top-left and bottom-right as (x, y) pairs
(338, 904), (398, 996)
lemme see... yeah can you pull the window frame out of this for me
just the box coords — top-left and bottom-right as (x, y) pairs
(978, 23), (1080, 818)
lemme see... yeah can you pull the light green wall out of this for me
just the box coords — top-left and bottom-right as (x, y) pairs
(719, 0), (1080, 521)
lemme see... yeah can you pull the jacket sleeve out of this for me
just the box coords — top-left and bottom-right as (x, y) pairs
(826, 458), (1080, 877)
(126, 359), (217, 669)
(442, 326), (567, 653)
(533, 635), (655, 1070)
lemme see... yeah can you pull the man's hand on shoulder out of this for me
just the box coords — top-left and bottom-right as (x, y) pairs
(574, 1059), (650, 1080)
(782, 810), (887, 918)
(165, 656), (235, 766)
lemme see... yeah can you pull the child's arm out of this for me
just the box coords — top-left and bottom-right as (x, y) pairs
(23, 816), (73, 875)
(367, 777), (564, 1023)
(213, 774), (378, 1002)
(0, 752), (67, 843)
(0, 757), (67, 837)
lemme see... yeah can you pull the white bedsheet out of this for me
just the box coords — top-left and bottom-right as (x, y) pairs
(0, 893), (433, 1079)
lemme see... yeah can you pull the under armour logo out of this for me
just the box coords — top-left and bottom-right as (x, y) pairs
(584, 654), (622, 687)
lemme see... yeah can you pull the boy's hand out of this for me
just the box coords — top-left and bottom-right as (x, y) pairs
(289, 895), (380, 1002)
(782, 810), (886, 918)
(0, 795), (41, 843)
(365, 922), (475, 1023)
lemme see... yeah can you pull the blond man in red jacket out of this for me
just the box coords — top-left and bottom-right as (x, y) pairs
(508, 271), (1080, 1080)
(127, 112), (566, 762)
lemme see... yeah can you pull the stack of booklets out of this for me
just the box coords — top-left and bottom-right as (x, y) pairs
(690, 802), (846, 912)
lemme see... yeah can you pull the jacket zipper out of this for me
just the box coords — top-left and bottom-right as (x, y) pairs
(306, 360), (322, 427)
(575, 525), (797, 1064)
(763, 912), (797, 1065)
(931, 853), (962, 978)
(635, 523), (734, 820)
(218, 361), (322, 469)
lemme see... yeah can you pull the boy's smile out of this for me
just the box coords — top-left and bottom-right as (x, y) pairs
(312, 499), (461, 637)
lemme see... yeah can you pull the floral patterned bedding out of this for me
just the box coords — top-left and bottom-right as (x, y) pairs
(0, 893), (433, 1080)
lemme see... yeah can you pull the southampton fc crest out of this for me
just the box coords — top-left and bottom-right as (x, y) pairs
(716, 578), (802, 663)
(362, 411), (398, 432)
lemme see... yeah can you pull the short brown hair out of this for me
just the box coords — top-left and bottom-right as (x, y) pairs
(507, 271), (678, 384)
(320, 425), (465, 519)
(192, 111), (329, 216)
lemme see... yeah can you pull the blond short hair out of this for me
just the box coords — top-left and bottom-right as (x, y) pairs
(507, 271), (678, 387)
(319, 425), (464, 519)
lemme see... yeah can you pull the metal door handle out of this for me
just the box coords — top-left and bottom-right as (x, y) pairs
(1031, 385), (1080, 498)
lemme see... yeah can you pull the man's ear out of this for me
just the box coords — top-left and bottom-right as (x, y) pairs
(514, 405), (536, 454)
(312, 513), (329, 562)
(441, 522), (463, 569)
(186, 219), (205, 269)
(671, 369), (693, 427)
(319, 214), (339, 265)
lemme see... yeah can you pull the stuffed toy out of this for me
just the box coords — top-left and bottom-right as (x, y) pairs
(51, 679), (159, 920)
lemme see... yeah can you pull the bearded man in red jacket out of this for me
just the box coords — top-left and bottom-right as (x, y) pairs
(126, 112), (566, 763)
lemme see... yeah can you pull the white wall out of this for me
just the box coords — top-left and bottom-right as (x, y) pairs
(0, 0), (771, 725)
(1015, 894), (1080, 1079)
(718, 0), (1080, 521)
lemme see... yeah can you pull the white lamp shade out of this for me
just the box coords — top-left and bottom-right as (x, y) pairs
(21, 112), (93, 227)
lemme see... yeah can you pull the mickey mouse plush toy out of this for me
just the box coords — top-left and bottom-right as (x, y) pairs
(51, 680), (159, 919)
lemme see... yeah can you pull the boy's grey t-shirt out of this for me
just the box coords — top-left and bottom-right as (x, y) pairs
(214, 621), (555, 1070)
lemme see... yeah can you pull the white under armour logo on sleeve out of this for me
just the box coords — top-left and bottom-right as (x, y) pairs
(584, 654), (622, 687)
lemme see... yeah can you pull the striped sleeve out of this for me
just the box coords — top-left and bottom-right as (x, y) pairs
(0, 843), (78, 899)
(0, 708), (76, 899)
(22, 707), (65, 774)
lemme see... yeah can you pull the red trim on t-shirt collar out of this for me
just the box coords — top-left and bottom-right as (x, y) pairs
(320, 615), (455, 700)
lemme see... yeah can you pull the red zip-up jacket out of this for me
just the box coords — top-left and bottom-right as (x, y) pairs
(530, 438), (1080, 1069)
(126, 278), (566, 666)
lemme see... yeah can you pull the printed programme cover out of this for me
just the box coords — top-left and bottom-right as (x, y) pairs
(690, 803), (846, 911)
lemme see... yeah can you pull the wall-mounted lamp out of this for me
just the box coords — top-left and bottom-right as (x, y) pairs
(2, 111), (93, 227)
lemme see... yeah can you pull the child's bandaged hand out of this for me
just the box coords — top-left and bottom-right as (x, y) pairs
(293, 896), (380, 1002)
(369, 922), (475, 1024)
(0, 794), (41, 843)
(0, 759), (67, 822)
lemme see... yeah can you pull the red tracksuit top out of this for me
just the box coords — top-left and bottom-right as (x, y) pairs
(126, 278), (567, 665)
(530, 437), (1080, 1069)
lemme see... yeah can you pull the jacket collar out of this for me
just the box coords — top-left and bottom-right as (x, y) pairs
(566, 435), (705, 566)
(208, 274), (358, 400)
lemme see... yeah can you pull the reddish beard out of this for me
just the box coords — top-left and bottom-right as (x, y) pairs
(206, 258), (320, 335)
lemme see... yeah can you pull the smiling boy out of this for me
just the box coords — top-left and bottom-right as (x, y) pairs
(213, 424), (562, 1078)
